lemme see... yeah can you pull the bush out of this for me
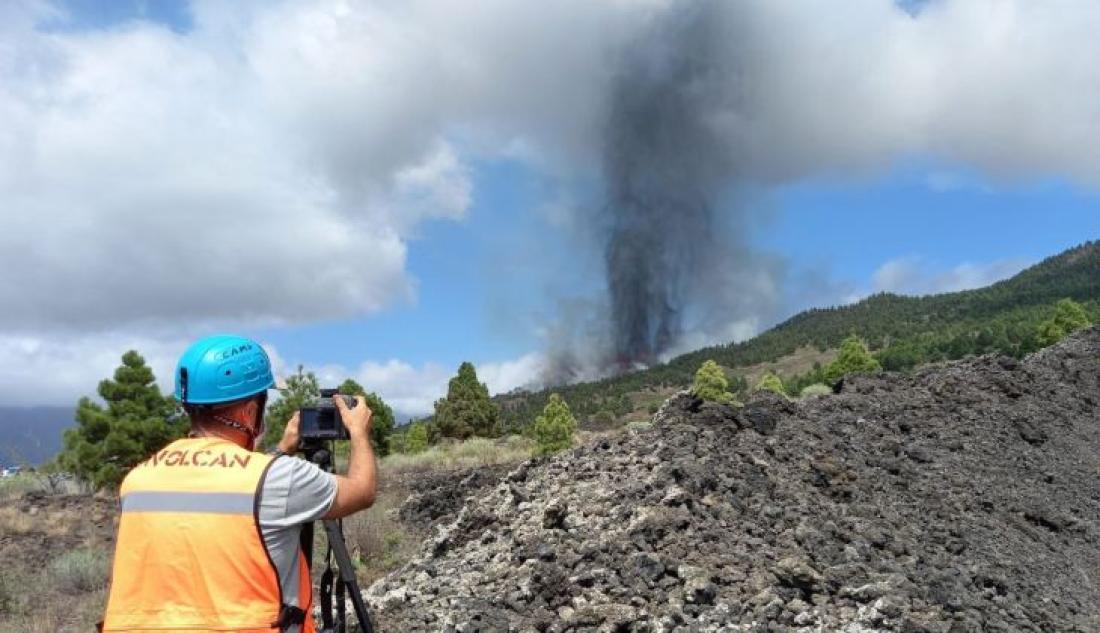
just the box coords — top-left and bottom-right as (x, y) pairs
(753, 371), (787, 397)
(693, 360), (735, 404)
(1037, 298), (1092, 347)
(49, 548), (109, 593)
(799, 383), (833, 399)
(405, 422), (429, 454)
(532, 394), (578, 456)
(626, 420), (652, 434)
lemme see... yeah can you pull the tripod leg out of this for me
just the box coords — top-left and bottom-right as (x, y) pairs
(321, 519), (375, 633)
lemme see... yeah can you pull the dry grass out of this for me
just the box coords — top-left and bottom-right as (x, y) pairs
(0, 507), (35, 535)
(739, 345), (838, 386)
(342, 489), (421, 585)
(382, 435), (534, 474)
(0, 589), (106, 633)
(0, 549), (110, 633)
(49, 548), (110, 593)
(0, 474), (83, 502)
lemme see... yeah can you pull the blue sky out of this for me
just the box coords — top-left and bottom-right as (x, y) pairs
(249, 157), (1100, 373)
(5, 0), (1100, 413)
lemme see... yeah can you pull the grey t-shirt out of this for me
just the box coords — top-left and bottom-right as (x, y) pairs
(257, 455), (338, 632)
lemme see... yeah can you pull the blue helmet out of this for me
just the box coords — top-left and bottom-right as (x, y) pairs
(174, 334), (275, 405)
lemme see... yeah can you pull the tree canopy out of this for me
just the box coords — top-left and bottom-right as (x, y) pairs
(405, 422), (429, 454)
(434, 362), (499, 439)
(58, 351), (185, 489)
(532, 393), (577, 456)
(263, 366), (319, 450)
(692, 360), (734, 404)
(337, 378), (396, 456)
(823, 335), (882, 384)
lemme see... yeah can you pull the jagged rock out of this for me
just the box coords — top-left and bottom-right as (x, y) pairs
(369, 328), (1100, 631)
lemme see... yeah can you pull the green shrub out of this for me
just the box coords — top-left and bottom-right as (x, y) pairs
(823, 335), (882, 384)
(1037, 298), (1092, 347)
(753, 371), (787, 397)
(49, 548), (109, 593)
(406, 422), (429, 454)
(799, 383), (833, 399)
(626, 420), (652, 434)
(693, 360), (734, 404)
(532, 394), (577, 456)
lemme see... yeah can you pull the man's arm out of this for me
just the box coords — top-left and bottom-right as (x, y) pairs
(324, 394), (377, 519)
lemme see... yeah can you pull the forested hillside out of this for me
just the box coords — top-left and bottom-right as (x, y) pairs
(496, 240), (1100, 429)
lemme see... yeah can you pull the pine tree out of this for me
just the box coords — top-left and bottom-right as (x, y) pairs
(692, 360), (734, 404)
(532, 393), (577, 456)
(406, 422), (429, 454)
(263, 366), (319, 450)
(337, 378), (396, 456)
(434, 362), (499, 439)
(58, 351), (184, 489)
(823, 335), (882, 384)
(753, 371), (788, 398)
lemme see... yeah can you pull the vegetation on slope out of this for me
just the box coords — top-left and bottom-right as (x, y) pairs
(493, 240), (1100, 429)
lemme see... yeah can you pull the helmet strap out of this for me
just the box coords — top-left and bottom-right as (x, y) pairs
(187, 394), (266, 450)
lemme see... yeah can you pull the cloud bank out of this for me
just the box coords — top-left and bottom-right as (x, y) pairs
(4, 0), (1100, 404)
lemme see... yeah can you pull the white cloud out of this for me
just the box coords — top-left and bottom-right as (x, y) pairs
(297, 352), (546, 419)
(0, 0), (647, 333)
(871, 256), (1031, 297)
(4, 0), (1100, 405)
(0, 328), (544, 417)
(0, 333), (187, 406)
(7, 0), (1098, 334)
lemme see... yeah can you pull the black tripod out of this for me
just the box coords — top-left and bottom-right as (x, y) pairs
(300, 441), (375, 633)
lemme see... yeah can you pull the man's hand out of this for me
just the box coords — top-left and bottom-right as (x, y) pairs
(334, 394), (373, 438)
(276, 412), (301, 455)
(325, 394), (378, 520)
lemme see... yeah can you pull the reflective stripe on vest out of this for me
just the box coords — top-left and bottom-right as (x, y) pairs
(102, 437), (315, 633)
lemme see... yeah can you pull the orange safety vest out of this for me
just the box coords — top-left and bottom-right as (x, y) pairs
(102, 437), (315, 633)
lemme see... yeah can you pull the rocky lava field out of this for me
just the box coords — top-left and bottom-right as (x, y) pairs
(369, 328), (1100, 632)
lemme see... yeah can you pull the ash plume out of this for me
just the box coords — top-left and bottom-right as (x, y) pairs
(601, 2), (759, 366)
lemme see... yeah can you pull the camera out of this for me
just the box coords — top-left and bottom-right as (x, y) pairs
(299, 389), (356, 440)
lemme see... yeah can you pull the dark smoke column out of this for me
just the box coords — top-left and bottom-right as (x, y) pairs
(603, 2), (728, 365)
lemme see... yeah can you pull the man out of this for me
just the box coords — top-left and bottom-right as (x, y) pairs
(100, 334), (377, 633)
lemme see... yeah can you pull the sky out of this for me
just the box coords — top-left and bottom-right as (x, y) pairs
(2, 0), (1100, 418)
